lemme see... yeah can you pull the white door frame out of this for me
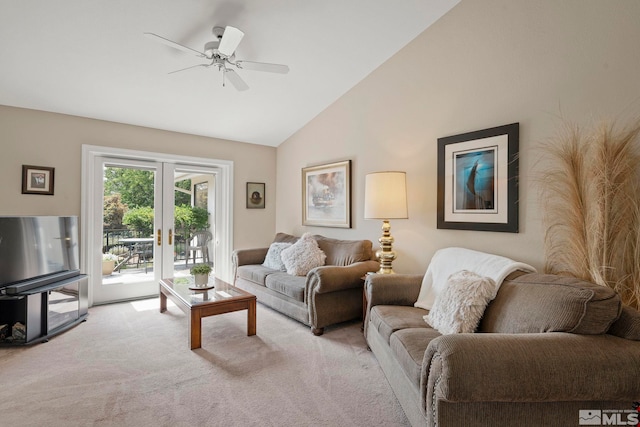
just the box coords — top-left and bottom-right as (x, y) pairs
(81, 145), (234, 306)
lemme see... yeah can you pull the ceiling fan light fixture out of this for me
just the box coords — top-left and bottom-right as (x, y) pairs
(204, 40), (219, 58)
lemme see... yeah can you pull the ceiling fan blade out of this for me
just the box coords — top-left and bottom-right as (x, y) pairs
(144, 32), (206, 58)
(217, 26), (244, 57)
(236, 61), (289, 74)
(168, 63), (209, 74)
(224, 69), (249, 91)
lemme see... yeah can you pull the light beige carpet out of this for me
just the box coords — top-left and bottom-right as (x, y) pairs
(0, 298), (409, 426)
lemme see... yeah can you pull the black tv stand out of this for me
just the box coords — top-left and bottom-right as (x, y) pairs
(0, 274), (88, 345)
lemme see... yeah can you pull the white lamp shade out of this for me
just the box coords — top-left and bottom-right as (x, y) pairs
(364, 171), (408, 219)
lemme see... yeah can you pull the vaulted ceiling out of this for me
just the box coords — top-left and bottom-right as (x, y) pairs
(0, 0), (460, 146)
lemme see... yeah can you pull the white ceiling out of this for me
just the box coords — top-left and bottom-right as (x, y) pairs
(0, 0), (459, 147)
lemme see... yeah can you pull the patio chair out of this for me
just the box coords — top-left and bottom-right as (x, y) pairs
(185, 230), (213, 266)
(133, 242), (153, 273)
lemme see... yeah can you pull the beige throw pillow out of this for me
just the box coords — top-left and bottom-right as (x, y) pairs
(425, 270), (496, 334)
(280, 233), (326, 276)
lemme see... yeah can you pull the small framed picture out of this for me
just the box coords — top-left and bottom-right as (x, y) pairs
(246, 182), (265, 209)
(22, 165), (55, 195)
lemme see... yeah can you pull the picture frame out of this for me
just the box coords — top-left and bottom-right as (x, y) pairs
(437, 123), (519, 233)
(22, 165), (55, 195)
(246, 182), (265, 209)
(302, 160), (351, 228)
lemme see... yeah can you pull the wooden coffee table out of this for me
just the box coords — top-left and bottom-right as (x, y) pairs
(159, 276), (256, 349)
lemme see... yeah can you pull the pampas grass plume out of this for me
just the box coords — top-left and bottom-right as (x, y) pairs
(540, 119), (640, 310)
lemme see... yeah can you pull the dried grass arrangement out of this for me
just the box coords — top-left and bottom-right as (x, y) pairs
(539, 119), (640, 310)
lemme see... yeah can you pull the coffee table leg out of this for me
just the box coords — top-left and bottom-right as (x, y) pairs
(247, 299), (256, 336)
(160, 288), (167, 313)
(190, 309), (202, 350)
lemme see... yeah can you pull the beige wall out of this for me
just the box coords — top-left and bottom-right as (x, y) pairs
(0, 105), (277, 250)
(276, 0), (640, 274)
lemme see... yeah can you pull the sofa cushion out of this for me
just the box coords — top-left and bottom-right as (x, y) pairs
(608, 305), (640, 341)
(479, 273), (621, 334)
(369, 305), (429, 344)
(281, 233), (326, 276)
(262, 242), (293, 271)
(265, 273), (306, 302)
(425, 270), (496, 334)
(313, 236), (373, 266)
(237, 264), (278, 285)
(390, 328), (441, 388)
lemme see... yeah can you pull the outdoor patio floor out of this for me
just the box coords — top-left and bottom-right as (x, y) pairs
(102, 260), (208, 286)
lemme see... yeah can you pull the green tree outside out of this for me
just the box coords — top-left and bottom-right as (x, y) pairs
(104, 167), (192, 207)
(122, 206), (155, 236)
(104, 166), (207, 245)
(103, 194), (126, 229)
(174, 180), (191, 206)
(104, 167), (155, 208)
(122, 205), (209, 237)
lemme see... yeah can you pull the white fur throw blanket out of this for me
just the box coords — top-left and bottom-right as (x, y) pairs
(414, 247), (536, 310)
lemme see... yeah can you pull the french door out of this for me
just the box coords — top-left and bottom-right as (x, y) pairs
(94, 158), (162, 303)
(82, 145), (234, 306)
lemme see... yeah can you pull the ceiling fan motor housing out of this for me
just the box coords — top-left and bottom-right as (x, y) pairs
(205, 27), (234, 59)
(204, 40), (220, 58)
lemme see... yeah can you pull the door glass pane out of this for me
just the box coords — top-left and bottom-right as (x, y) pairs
(172, 170), (214, 280)
(101, 166), (156, 289)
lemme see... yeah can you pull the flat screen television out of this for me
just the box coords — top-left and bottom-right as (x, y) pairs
(0, 216), (79, 291)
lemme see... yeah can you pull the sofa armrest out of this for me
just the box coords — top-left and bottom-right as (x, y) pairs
(232, 248), (269, 267)
(231, 248), (269, 281)
(306, 260), (380, 295)
(365, 273), (423, 308)
(422, 333), (640, 414)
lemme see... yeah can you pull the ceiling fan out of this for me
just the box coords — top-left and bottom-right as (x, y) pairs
(144, 26), (289, 91)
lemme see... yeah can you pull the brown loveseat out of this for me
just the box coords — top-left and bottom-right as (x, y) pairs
(232, 233), (379, 335)
(365, 272), (640, 426)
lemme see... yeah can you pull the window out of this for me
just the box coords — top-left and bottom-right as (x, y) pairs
(194, 182), (208, 209)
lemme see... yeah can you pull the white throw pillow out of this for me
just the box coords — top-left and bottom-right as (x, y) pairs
(262, 242), (293, 271)
(280, 233), (326, 276)
(424, 270), (496, 335)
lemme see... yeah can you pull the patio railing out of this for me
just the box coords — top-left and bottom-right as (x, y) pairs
(103, 227), (193, 261)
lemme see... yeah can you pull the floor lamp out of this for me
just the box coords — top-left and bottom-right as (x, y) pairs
(364, 171), (408, 274)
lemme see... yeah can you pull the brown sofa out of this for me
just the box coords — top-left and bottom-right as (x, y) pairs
(365, 271), (640, 426)
(232, 233), (379, 335)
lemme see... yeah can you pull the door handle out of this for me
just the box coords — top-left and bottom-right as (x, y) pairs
(168, 228), (173, 245)
(157, 229), (161, 246)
